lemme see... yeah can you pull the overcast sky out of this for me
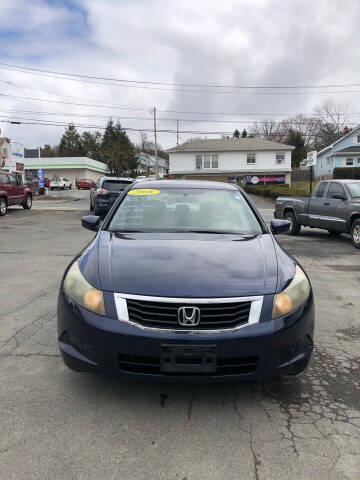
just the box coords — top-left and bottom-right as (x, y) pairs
(1, 0), (360, 151)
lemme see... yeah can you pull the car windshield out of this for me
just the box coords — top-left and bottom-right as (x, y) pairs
(107, 187), (263, 234)
(347, 182), (360, 197)
(102, 180), (132, 191)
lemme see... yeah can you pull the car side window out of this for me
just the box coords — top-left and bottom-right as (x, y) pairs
(315, 182), (326, 198)
(0, 173), (9, 184)
(9, 175), (17, 185)
(326, 182), (346, 199)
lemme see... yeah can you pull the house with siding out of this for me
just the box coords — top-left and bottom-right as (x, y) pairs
(167, 137), (293, 185)
(315, 125), (360, 177)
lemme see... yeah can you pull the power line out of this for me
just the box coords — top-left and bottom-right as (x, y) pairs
(2, 63), (360, 95)
(1, 92), (358, 119)
(0, 118), (335, 136)
(1, 108), (359, 126)
(2, 61), (360, 90)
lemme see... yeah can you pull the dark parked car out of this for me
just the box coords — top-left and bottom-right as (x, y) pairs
(0, 171), (32, 216)
(77, 178), (96, 190)
(274, 179), (360, 248)
(89, 176), (134, 216)
(58, 180), (314, 382)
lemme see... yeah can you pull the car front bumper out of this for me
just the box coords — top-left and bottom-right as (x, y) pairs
(57, 290), (315, 382)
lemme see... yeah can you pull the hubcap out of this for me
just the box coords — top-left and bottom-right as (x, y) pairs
(353, 225), (360, 243)
(0, 200), (5, 214)
(27, 196), (32, 207)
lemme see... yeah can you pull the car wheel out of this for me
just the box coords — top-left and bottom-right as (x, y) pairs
(69, 184), (72, 190)
(78, 187), (81, 190)
(350, 219), (360, 249)
(328, 230), (341, 237)
(0, 197), (7, 216)
(284, 211), (301, 236)
(22, 194), (32, 210)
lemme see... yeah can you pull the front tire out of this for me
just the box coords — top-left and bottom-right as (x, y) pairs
(350, 219), (360, 249)
(284, 211), (301, 236)
(0, 197), (7, 216)
(22, 194), (32, 210)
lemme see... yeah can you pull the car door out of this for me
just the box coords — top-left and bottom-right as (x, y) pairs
(307, 181), (328, 228)
(0, 173), (14, 204)
(8, 174), (21, 204)
(320, 182), (349, 232)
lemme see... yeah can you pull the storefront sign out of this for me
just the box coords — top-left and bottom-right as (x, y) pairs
(245, 175), (285, 185)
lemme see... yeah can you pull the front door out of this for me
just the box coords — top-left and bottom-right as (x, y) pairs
(1, 174), (17, 204)
(8, 174), (23, 204)
(320, 182), (348, 232)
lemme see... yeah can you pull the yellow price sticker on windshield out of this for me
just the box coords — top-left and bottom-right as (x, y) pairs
(128, 188), (160, 196)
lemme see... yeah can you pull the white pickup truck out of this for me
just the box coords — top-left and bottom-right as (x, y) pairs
(50, 177), (72, 190)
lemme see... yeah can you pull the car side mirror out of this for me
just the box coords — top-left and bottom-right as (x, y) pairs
(81, 215), (100, 231)
(270, 219), (291, 235)
(332, 193), (346, 200)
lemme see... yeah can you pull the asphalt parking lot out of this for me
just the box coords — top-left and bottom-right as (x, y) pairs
(0, 194), (359, 480)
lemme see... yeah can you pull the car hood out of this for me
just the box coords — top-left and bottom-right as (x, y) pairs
(96, 232), (279, 297)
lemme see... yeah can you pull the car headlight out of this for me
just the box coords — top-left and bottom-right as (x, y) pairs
(272, 265), (310, 319)
(63, 261), (105, 316)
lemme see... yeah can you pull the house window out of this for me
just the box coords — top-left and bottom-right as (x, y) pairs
(357, 158), (360, 164)
(346, 158), (353, 166)
(195, 154), (202, 169)
(357, 135), (360, 143)
(276, 153), (285, 164)
(247, 153), (256, 164)
(203, 154), (211, 168)
(211, 154), (218, 168)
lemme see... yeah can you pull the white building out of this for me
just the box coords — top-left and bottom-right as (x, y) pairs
(0, 138), (25, 181)
(167, 138), (293, 185)
(23, 156), (109, 185)
(136, 152), (168, 177)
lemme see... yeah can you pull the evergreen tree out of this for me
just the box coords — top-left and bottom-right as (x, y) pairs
(285, 129), (307, 168)
(233, 129), (240, 138)
(241, 129), (247, 138)
(59, 124), (83, 156)
(101, 120), (138, 175)
(81, 131), (102, 160)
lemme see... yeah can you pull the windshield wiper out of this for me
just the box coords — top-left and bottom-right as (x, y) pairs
(183, 230), (256, 236)
(109, 229), (146, 233)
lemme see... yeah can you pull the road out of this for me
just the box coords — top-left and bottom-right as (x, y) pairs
(0, 196), (359, 480)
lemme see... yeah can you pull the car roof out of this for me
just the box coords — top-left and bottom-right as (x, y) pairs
(130, 179), (238, 190)
(101, 177), (134, 181)
(322, 179), (360, 184)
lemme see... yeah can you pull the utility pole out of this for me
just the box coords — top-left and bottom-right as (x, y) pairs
(176, 120), (179, 147)
(153, 107), (158, 180)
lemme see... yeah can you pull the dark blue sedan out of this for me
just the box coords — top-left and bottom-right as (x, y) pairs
(57, 180), (314, 382)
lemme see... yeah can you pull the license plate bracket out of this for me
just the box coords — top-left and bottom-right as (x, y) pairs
(161, 345), (217, 373)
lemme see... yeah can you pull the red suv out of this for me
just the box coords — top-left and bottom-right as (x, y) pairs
(0, 172), (33, 216)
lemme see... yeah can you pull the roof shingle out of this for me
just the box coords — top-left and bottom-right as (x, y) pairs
(167, 137), (294, 153)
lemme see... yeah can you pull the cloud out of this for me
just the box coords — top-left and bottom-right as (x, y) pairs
(1, 0), (360, 149)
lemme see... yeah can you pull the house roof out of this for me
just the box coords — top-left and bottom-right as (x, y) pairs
(332, 146), (360, 155)
(317, 124), (360, 155)
(167, 137), (294, 153)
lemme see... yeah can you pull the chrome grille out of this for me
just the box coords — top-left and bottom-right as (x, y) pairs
(126, 299), (252, 330)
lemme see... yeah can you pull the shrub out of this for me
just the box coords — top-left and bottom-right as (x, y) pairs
(333, 167), (360, 179)
(243, 184), (310, 199)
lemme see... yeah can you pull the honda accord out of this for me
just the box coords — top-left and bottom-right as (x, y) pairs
(57, 180), (314, 381)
